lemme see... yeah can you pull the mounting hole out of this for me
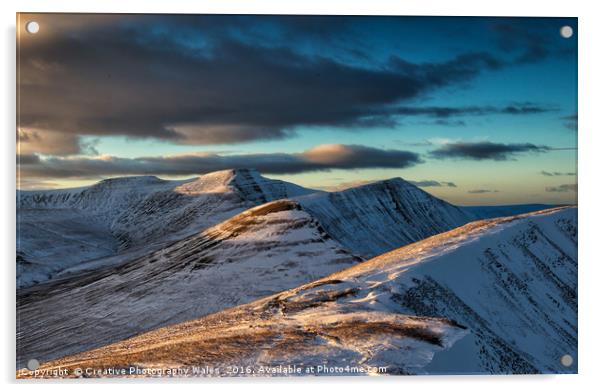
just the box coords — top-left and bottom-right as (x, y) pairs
(27, 358), (40, 371)
(560, 354), (573, 367)
(560, 25), (573, 39)
(25, 21), (40, 34)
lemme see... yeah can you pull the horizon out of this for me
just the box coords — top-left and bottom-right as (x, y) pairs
(17, 14), (577, 205)
(15, 167), (570, 207)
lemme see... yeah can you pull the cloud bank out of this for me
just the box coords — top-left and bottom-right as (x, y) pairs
(430, 142), (549, 161)
(467, 189), (499, 194)
(540, 170), (576, 176)
(19, 144), (422, 179)
(545, 184), (577, 193)
(409, 180), (457, 188)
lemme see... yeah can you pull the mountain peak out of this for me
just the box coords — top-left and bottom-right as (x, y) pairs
(367, 177), (416, 189)
(326, 177), (429, 200)
(93, 175), (165, 188)
(296, 175), (471, 257)
(171, 168), (260, 195)
(195, 168), (261, 182)
(228, 167), (261, 177)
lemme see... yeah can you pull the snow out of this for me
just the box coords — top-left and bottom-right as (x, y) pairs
(16, 170), (577, 376)
(16, 171), (475, 288)
(18, 207), (577, 377)
(296, 177), (472, 257)
(16, 200), (362, 367)
(324, 207), (578, 374)
(16, 169), (317, 288)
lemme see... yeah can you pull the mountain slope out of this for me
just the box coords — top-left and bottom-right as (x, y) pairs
(16, 200), (361, 367)
(17, 169), (317, 287)
(296, 178), (472, 257)
(18, 207), (577, 377)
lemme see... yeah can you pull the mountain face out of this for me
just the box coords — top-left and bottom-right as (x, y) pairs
(17, 169), (317, 287)
(296, 178), (472, 257)
(16, 200), (361, 367)
(20, 207), (576, 377)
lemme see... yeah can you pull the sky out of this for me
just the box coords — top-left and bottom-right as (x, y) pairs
(16, 14), (577, 205)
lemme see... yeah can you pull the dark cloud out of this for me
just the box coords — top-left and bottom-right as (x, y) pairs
(561, 114), (578, 131)
(18, 14), (546, 155)
(17, 129), (83, 156)
(467, 189), (499, 194)
(392, 103), (554, 118)
(430, 141), (549, 161)
(338, 102), (553, 129)
(409, 180), (457, 188)
(432, 119), (467, 127)
(500, 104), (554, 115)
(540, 170), (576, 176)
(545, 184), (577, 193)
(19, 144), (422, 179)
(17, 154), (40, 164)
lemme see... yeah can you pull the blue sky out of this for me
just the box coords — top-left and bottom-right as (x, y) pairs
(17, 14), (577, 204)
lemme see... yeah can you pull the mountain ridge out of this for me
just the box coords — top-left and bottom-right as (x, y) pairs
(17, 169), (555, 288)
(296, 176), (472, 257)
(16, 199), (362, 367)
(18, 207), (577, 377)
(17, 169), (317, 287)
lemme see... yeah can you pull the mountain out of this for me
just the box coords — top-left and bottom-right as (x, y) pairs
(18, 207), (576, 377)
(17, 171), (555, 288)
(16, 173), (480, 364)
(17, 169), (317, 287)
(16, 200), (361, 367)
(296, 178), (472, 257)
(20, 170), (552, 289)
(17, 171), (476, 288)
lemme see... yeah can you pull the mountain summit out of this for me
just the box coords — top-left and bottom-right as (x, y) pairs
(297, 177), (472, 257)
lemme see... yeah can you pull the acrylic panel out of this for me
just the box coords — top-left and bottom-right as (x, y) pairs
(16, 13), (578, 378)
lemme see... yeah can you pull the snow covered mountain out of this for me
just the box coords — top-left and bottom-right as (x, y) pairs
(17, 169), (316, 287)
(16, 200), (361, 367)
(296, 178), (472, 257)
(17, 170), (477, 288)
(18, 207), (576, 377)
(16, 170), (554, 288)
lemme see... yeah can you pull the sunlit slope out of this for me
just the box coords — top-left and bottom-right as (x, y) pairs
(19, 207), (576, 377)
(17, 200), (360, 367)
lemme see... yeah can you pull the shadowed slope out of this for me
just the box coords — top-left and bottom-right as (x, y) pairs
(297, 178), (472, 257)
